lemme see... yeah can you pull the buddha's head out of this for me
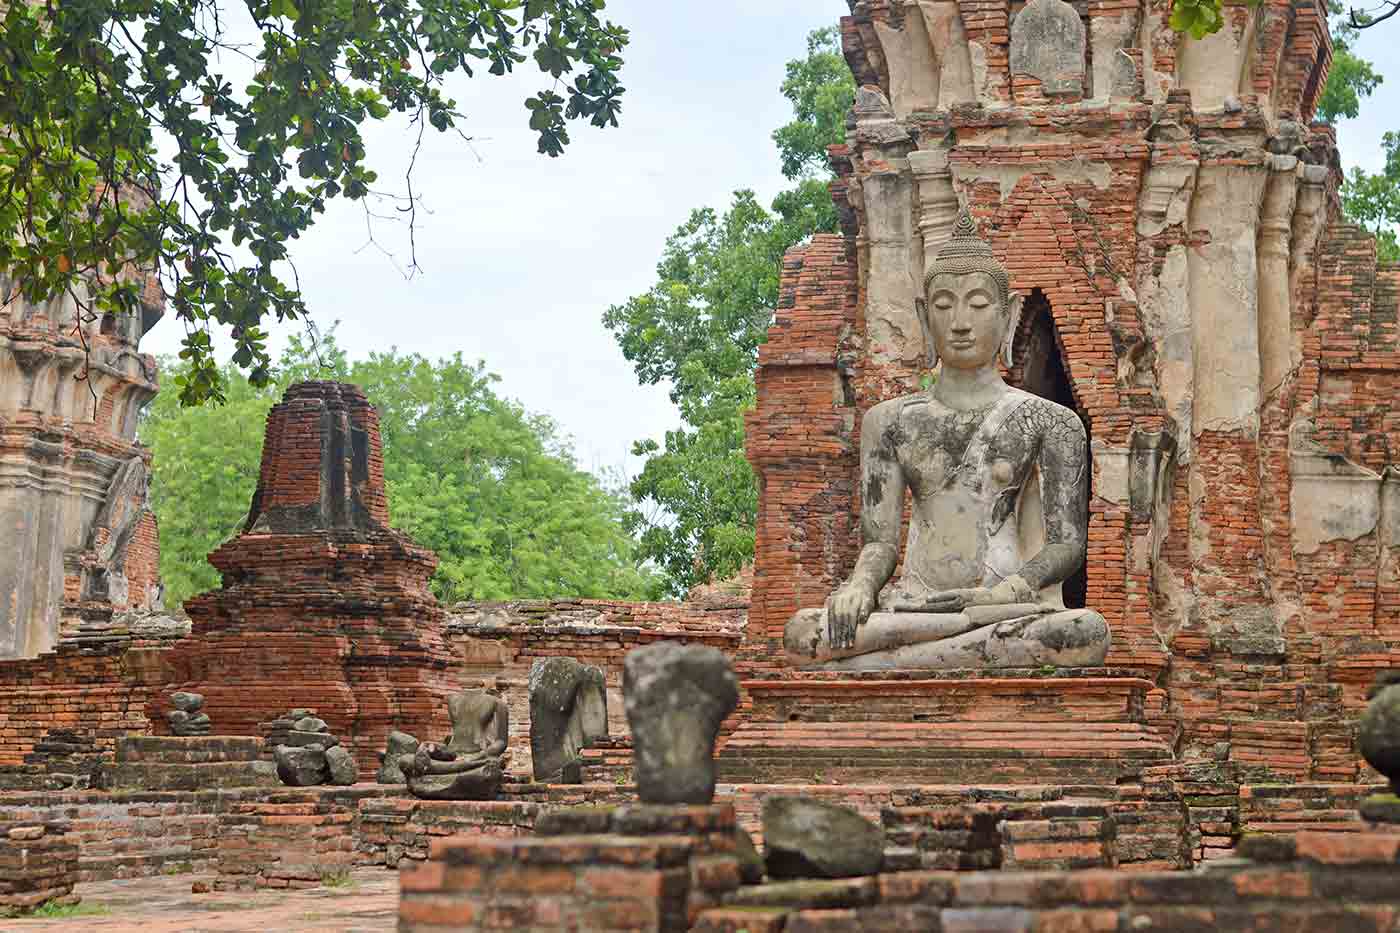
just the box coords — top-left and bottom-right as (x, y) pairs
(919, 211), (1022, 372)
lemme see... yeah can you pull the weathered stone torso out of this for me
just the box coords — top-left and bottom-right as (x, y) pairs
(872, 386), (1085, 605)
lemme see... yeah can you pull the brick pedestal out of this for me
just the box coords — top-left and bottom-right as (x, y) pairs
(884, 801), (1117, 872)
(108, 736), (276, 791)
(0, 821), (79, 916)
(718, 670), (1173, 784)
(213, 794), (360, 890)
(400, 804), (743, 931)
(580, 736), (634, 785)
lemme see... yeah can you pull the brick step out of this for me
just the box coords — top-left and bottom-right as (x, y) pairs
(718, 720), (1171, 785)
(116, 736), (264, 764)
(741, 673), (1155, 726)
(106, 760), (279, 792)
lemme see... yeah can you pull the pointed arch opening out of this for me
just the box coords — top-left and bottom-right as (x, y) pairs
(1009, 288), (1089, 610)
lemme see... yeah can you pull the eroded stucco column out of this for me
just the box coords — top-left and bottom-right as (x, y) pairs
(1258, 155), (1298, 399)
(1188, 160), (1268, 434)
(909, 146), (961, 271)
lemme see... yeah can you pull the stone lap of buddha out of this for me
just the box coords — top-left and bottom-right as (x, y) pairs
(784, 212), (1109, 671)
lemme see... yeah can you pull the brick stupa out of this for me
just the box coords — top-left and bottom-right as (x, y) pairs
(161, 382), (454, 777)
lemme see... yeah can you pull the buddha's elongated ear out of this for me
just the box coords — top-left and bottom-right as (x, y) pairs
(1002, 291), (1024, 369)
(915, 296), (939, 369)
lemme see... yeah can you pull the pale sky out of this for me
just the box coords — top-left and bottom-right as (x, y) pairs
(140, 3), (1400, 479)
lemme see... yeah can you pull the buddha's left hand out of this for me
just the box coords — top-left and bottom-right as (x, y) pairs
(891, 576), (1035, 612)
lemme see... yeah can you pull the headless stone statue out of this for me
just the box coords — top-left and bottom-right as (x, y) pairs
(785, 212), (1109, 671)
(400, 689), (509, 800)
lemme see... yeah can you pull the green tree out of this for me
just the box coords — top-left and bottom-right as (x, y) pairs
(1342, 132), (1400, 262)
(1315, 22), (1384, 122)
(144, 333), (658, 608)
(2, 0), (628, 405)
(604, 28), (853, 595)
(141, 362), (280, 606)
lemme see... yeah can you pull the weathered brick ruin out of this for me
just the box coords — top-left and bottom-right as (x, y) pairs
(0, 266), (162, 659)
(161, 381), (460, 778)
(1, 0), (1400, 925)
(745, 0), (1398, 784)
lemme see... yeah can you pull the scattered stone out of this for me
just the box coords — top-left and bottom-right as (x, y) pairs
(294, 716), (329, 734)
(735, 827), (764, 885)
(761, 797), (884, 879)
(529, 658), (608, 783)
(376, 731), (420, 784)
(166, 692), (211, 736)
(723, 877), (879, 910)
(283, 730), (339, 748)
(1360, 672), (1400, 813)
(324, 745), (358, 785)
(623, 643), (738, 805)
(275, 744), (328, 786)
(1362, 674), (1400, 769)
(191, 880), (211, 894)
(170, 692), (203, 712)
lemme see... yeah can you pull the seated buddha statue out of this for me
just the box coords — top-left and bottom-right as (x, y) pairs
(400, 689), (509, 800)
(785, 212), (1110, 671)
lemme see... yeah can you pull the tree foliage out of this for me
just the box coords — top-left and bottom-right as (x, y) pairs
(603, 28), (852, 596)
(143, 332), (658, 609)
(1, 0), (627, 405)
(1315, 22), (1384, 123)
(1342, 131), (1400, 262)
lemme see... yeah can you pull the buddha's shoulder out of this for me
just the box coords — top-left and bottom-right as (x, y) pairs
(1003, 389), (1086, 441)
(862, 393), (927, 428)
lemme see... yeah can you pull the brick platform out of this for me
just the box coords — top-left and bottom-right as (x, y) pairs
(107, 735), (276, 791)
(690, 827), (1400, 932)
(719, 671), (1172, 784)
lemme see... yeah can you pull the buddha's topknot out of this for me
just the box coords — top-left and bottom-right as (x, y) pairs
(923, 211), (1010, 305)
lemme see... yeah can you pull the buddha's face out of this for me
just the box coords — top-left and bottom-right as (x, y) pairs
(924, 271), (1014, 371)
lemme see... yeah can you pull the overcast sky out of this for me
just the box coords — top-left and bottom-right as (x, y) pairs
(140, 3), (1400, 479)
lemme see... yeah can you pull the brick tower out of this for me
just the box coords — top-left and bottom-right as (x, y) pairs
(739, 0), (1399, 781)
(164, 381), (455, 777)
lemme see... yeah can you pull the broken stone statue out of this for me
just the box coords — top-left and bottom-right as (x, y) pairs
(623, 643), (739, 805)
(400, 689), (508, 800)
(166, 692), (210, 736)
(785, 211), (1110, 670)
(1360, 671), (1400, 825)
(762, 797), (885, 879)
(376, 730), (421, 784)
(529, 657), (608, 783)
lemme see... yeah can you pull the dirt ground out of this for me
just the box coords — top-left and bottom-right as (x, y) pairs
(4, 870), (399, 933)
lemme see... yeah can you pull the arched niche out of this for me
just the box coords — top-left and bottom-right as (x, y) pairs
(1010, 288), (1089, 610)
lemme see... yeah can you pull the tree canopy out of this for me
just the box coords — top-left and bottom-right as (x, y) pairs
(1, 0), (627, 405)
(143, 332), (659, 609)
(1342, 132), (1400, 262)
(603, 27), (852, 596)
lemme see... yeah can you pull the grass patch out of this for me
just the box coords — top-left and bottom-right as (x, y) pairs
(30, 900), (112, 919)
(320, 869), (355, 889)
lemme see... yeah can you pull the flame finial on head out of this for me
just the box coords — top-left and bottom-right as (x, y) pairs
(923, 210), (1010, 305)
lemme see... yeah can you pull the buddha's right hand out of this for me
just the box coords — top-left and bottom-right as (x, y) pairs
(826, 583), (876, 650)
